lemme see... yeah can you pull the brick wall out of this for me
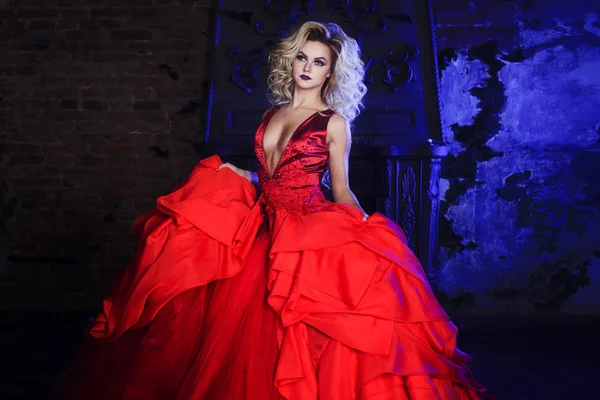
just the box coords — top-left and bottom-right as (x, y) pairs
(0, 0), (215, 309)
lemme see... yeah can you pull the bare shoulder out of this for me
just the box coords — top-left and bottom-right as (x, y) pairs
(326, 113), (351, 144)
(262, 105), (279, 120)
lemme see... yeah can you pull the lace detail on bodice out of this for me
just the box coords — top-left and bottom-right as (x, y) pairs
(254, 107), (334, 216)
(260, 179), (326, 215)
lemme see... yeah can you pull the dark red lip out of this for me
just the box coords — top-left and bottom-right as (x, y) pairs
(300, 75), (311, 80)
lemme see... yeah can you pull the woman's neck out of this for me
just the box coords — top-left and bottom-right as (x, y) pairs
(289, 86), (327, 111)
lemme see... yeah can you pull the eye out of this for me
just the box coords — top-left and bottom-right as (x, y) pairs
(315, 60), (325, 66)
(296, 55), (306, 61)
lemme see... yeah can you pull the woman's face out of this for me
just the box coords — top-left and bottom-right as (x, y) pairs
(292, 40), (332, 92)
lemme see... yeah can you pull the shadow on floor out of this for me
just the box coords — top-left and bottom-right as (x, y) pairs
(1, 312), (599, 399)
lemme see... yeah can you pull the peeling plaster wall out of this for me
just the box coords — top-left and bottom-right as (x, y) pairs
(435, 5), (600, 315)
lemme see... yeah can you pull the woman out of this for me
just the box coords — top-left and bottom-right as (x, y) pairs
(56, 22), (485, 399)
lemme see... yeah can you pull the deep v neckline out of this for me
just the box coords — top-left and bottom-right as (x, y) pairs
(261, 106), (323, 179)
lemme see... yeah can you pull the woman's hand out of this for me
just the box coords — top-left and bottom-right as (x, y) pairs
(217, 162), (249, 180)
(217, 162), (257, 184)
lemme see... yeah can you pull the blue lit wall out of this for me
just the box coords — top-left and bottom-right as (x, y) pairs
(434, 3), (600, 315)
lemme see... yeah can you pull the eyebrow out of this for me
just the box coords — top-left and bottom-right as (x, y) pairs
(298, 51), (328, 62)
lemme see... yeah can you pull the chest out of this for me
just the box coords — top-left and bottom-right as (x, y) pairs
(262, 114), (317, 155)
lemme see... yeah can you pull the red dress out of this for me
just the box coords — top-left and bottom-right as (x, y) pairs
(55, 108), (485, 399)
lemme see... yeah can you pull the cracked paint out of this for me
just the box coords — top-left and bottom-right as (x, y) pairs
(436, 11), (600, 315)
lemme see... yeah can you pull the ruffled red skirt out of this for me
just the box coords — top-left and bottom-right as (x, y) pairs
(54, 156), (485, 399)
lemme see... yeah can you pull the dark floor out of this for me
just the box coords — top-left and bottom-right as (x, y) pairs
(1, 312), (599, 400)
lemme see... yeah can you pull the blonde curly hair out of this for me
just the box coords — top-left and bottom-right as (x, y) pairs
(266, 21), (367, 123)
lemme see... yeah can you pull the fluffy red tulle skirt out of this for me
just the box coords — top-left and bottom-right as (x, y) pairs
(54, 156), (485, 399)
(56, 228), (284, 399)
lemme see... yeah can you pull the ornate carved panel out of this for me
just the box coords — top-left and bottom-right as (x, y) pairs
(203, 0), (446, 276)
(401, 165), (417, 250)
(205, 0), (442, 145)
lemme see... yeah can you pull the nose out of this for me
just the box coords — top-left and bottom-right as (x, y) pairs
(303, 62), (311, 73)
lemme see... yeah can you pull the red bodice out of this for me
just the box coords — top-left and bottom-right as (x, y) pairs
(254, 107), (335, 216)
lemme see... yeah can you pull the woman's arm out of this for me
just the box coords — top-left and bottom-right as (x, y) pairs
(326, 114), (368, 220)
(215, 108), (272, 185)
